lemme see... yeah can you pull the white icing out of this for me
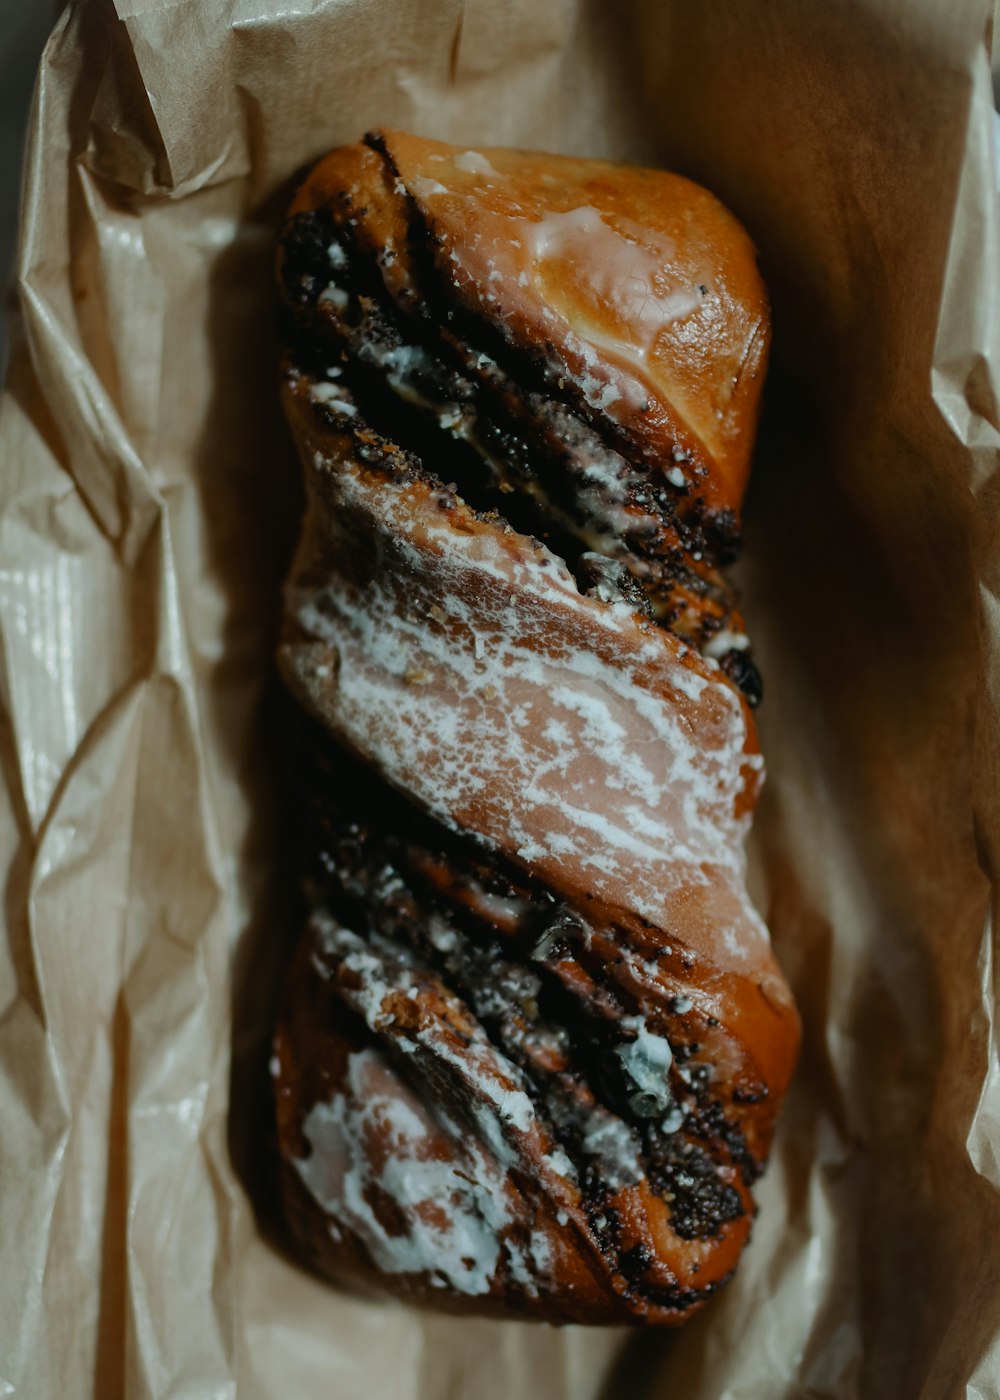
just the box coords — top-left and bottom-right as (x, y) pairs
(326, 241), (348, 269)
(460, 880), (531, 931)
(435, 200), (704, 411)
(453, 150), (500, 178)
(309, 381), (357, 415)
(617, 1016), (673, 1092)
(666, 466), (687, 489)
(595, 382), (620, 409)
(319, 284), (350, 310)
(661, 1104), (686, 1134)
(544, 1147), (575, 1179)
(517, 207), (701, 358)
(411, 176), (449, 199)
(580, 1111), (642, 1189)
(529, 1230), (553, 1274)
(426, 913), (458, 952)
(293, 913), (599, 1294)
(313, 917), (578, 1185)
(284, 459), (773, 976)
(704, 628), (750, 659)
(504, 1239), (538, 1294)
(366, 340), (434, 380)
(295, 1048), (508, 1295)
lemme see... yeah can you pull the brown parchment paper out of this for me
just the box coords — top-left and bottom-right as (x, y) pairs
(1, 0), (998, 1395)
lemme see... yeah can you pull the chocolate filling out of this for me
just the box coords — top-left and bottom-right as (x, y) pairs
(297, 734), (752, 1299)
(281, 196), (762, 700)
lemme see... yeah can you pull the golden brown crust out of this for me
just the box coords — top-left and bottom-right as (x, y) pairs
(290, 130), (770, 517)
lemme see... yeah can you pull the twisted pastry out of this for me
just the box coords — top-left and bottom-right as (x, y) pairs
(272, 130), (800, 1325)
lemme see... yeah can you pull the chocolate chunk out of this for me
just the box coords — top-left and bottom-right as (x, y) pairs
(719, 649), (764, 707)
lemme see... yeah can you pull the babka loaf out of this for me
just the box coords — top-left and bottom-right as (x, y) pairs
(271, 130), (800, 1325)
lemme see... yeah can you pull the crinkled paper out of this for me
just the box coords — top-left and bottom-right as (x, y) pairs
(1, 0), (998, 1395)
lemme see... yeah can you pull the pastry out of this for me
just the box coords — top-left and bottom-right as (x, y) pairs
(271, 130), (800, 1324)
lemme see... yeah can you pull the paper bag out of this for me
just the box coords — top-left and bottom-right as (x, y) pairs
(1, 0), (998, 1395)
